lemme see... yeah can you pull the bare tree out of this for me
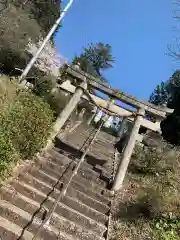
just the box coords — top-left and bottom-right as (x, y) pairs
(168, 0), (180, 60)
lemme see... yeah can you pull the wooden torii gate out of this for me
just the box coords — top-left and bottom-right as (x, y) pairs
(49, 64), (173, 191)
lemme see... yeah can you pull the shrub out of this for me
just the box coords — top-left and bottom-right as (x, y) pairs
(130, 146), (163, 175)
(0, 90), (54, 159)
(0, 5), (41, 75)
(32, 75), (70, 116)
(153, 213), (180, 240)
(0, 75), (18, 109)
(46, 91), (70, 116)
(33, 75), (56, 98)
(0, 126), (19, 178)
(0, 1), (61, 75)
(161, 111), (180, 145)
(12, 0), (61, 37)
(111, 143), (180, 240)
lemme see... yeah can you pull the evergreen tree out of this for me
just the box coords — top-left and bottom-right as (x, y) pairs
(150, 70), (180, 145)
(73, 55), (100, 79)
(149, 81), (168, 106)
(73, 42), (115, 82)
(166, 70), (180, 109)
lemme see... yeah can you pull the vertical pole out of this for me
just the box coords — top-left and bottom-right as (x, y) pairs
(87, 106), (98, 125)
(68, 108), (86, 133)
(78, 108), (86, 121)
(19, 0), (74, 82)
(155, 119), (162, 134)
(112, 108), (145, 191)
(46, 81), (87, 148)
(116, 117), (127, 140)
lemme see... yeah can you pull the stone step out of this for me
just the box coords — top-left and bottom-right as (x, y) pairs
(0, 216), (33, 240)
(52, 147), (111, 180)
(67, 138), (114, 153)
(90, 146), (114, 156)
(66, 132), (114, 148)
(59, 139), (114, 157)
(46, 151), (111, 196)
(48, 148), (95, 171)
(46, 149), (76, 166)
(49, 148), (110, 185)
(27, 168), (109, 214)
(19, 173), (108, 224)
(43, 157), (107, 189)
(61, 196), (108, 225)
(10, 180), (107, 237)
(34, 166), (110, 205)
(67, 186), (109, 214)
(70, 180), (110, 205)
(41, 162), (107, 193)
(0, 125), (114, 239)
(0, 189), (105, 240)
(0, 199), (77, 240)
(55, 139), (111, 163)
(51, 212), (105, 240)
(0, 225), (19, 240)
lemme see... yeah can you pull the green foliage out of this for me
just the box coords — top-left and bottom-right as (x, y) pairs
(32, 75), (70, 116)
(161, 71), (180, 145)
(27, 0), (61, 35)
(0, 75), (19, 109)
(166, 70), (180, 110)
(161, 112), (180, 145)
(73, 55), (100, 79)
(0, 126), (19, 177)
(149, 70), (180, 109)
(84, 42), (115, 71)
(130, 147), (163, 175)
(46, 91), (70, 116)
(1, 91), (54, 159)
(149, 81), (168, 106)
(0, 77), (55, 179)
(153, 213), (180, 240)
(0, 1), (61, 75)
(73, 42), (115, 82)
(111, 144), (180, 240)
(149, 70), (180, 145)
(0, 5), (41, 75)
(11, 0), (61, 36)
(33, 75), (56, 98)
(158, 71), (180, 145)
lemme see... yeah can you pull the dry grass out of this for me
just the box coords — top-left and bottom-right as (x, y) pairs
(110, 144), (180, 240)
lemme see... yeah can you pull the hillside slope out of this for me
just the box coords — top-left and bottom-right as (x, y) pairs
(0, 0), (64, 76)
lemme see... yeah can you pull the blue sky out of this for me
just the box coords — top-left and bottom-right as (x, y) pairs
(55, 0), (178, 101)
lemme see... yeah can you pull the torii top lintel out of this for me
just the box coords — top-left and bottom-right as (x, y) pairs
(64, 64), (173, 118)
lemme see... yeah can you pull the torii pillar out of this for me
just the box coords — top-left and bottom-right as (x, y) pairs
(112, 108), (145, 191)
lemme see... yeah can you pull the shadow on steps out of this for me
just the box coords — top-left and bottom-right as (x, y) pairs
(54, 138), (110, 184)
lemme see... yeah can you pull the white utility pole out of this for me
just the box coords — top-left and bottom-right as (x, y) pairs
(19, 0), (74, 82)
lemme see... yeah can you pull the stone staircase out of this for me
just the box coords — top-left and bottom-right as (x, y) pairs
(0, 125), (116, 239)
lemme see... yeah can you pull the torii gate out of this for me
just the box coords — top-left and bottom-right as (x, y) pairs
(48, 64), (173, 192)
